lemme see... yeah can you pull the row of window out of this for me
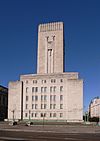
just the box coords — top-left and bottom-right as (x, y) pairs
(26, 95), (63, 102)
(26, 79), (63, 84)
(25, 104), (63, 109)
(25, 112), (63, 118)
(26, 86), (63, 93)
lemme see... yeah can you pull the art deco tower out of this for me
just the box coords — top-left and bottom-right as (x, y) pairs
(37, 22), (64, 74)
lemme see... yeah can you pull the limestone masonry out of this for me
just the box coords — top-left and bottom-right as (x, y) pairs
(8, 22), (83, 122)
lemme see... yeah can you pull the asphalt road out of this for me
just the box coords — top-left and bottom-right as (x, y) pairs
(0, 122), (100, 141)
(0, 130), (100, 141)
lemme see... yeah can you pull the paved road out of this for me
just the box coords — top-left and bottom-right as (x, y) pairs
(0, 123), (100, 141)
(0, 130), (100, 141)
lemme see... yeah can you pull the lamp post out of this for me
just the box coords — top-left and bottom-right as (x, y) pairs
(12, 110), (15, 122)
(29, 110), (31, 122)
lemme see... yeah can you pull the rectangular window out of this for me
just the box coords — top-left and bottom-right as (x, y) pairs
(50, 104), (52, 109)
(60, 113), (63, 117)
(41, 95), (43, 101)
(60, 95), (63, 101)
(50, 87), (52, 93)
(35, 95), (38, 101)
(60, 104), (63, 109)
(35, 113), (37, 117)
(25, 113), (28, 117)
(32, 104), (34, 109)
(44, 87), (47, 92)
(53, 104), (56, 109)
(32, 87), (34, 93)
(60, 79), (63, 83)
(44, 95), (47, 101)
(31, 113), (34, 117)
(54, 86), (56, 92)
(44, 104), (47, 109)
(26, 104), (28, 109)
(53, 113), (56, 117)
(35, 104), (38, 109)
(26, 95), (28, 101)
(41, 87), (43, 93)
(50, 95), (52, 101)
(26, 87), (28, 93)
(50, 113), (52, 117)
(60, 86), (63, 92)
(53, 95), (56, 101)
(26, 80), (28, 84)
(33, 80), (37, 84)
(41, 104), (43, 109)
(35, 87), (38, 92)
(32, 95), (34, 101)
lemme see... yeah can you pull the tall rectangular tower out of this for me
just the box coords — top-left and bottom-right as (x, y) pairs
(37, 22), (64, 74)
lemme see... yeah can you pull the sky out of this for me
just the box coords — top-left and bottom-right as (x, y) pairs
(0, 0), (100, 111)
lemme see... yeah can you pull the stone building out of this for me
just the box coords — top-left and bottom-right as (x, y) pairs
(0, 85), (8, 120)
(8, 22), (83, 122)
(89, 97), (100, 118)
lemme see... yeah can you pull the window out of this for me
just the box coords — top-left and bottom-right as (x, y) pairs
(33, 80), (37, 84)
(35, 95), (38, 101)
(41, 104), (43, 109)
(26, 80), (28, 84)
(32, 104), (34, 109)
(44, 113), (46, 117)
(35, 87), (38, 92)
(50, 113), (52, 117)
(35, 104), (37, 109)
(26, 104), (28, 109)
(26, 87), (28, 93)
(44, 104), (47, 109)
(32, 87), (38, 93)
(60, 95), (63, 101)
(32, 87), (34, 93)
(41, 113), (46, 117)
(31, 113), (34, 117)
(54, 86), (56, 92)
(25, 113), (28, 117)
(60, 86), (63, 92)
(41, 87), (43, 93)
(60, 79), (63, 83)
(50, 95), (52, 101)
(41, 95), (43, 101)
(32, 96), (34, 101)
(50, 104), (52, 109)
(53, 95), (56, 101)
(51, 79), (56, 83)
(60, 104), (63, 109)
(35, 113), (37, 117)
(50, 87), (53, 93)
(44, 95), (47, 101)
(44, 87), (47, 93)
(53, 104), (56, 109)
(60, 113), (63, 117)
(53, 113), (56, 117)
(42, 80), (46, 84)
(41, 113), (44, 117)
(26, 96), (28, 101)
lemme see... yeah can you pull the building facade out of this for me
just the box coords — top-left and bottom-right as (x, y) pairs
(8, 22), (83, 122)
(89, 97), (100, 118)
(0, 85), (8, 120)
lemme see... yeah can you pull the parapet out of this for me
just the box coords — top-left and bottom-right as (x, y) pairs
(38, 22), (63, 32)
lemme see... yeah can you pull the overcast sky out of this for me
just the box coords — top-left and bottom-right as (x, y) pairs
(0, 0), (100, 111)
